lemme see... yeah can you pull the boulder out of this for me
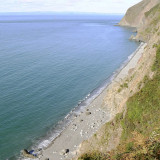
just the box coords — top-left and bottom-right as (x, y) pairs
(22, 149), (37, 159)
(60, 149), (69, 155)
(86, 112), (91, 115)
(129, 35), (136, 40)
(65, 149), (69, 154)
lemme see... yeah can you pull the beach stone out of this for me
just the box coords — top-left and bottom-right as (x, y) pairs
(60, 149), (66, 155)
(86, 112), (91, 115)
(60, 149), (69, 155)
(86, 109), (89, 111)
(91, 125), (95, 128)
(65, 149), (69, 154)
(45, 158), (49, 160)
(80, 119), (83, 122)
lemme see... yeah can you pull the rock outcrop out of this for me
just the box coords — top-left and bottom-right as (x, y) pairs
(22, 149), (37, 159)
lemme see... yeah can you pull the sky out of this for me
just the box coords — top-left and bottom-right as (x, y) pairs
(0, 0), (142, 13)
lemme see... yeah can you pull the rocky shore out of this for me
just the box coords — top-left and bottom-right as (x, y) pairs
(35, 42), (147, 160)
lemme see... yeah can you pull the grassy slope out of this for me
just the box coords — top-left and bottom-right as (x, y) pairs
(138, 3), (160, 42)
(119, 0), (151, 27)
(79, 45), (160, 160)
(78, 4), (160, 160)
(114, 45), (160, 160)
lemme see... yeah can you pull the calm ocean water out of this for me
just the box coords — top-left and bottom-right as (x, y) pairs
(0, 14), (139, 160)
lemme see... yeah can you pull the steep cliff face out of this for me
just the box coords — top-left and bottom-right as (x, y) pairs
(136, 3), (160, 42)
(77, 1), (160, 160)
(119, 0), (160, 27)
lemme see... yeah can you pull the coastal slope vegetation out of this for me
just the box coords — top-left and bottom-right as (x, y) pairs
(78, 43), (160, 160)
(77, 0), (160, 159)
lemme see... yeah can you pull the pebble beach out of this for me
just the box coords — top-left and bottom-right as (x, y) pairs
(37, 42), (147, 160)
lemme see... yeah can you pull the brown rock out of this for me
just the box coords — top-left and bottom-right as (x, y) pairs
(22, 149), (37, 159)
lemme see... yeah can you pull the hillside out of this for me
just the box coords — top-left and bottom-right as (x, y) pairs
(136, 3), (160, 42)
(76, 0), (160, 159)
(119, 0), (160, 27)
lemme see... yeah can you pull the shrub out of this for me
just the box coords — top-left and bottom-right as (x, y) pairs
(78, 152), (107, 160)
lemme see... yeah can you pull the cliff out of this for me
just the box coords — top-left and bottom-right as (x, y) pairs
(76, 1), (160, 159)
(119, 0), (160, 28)
(136, 2), (160, 42)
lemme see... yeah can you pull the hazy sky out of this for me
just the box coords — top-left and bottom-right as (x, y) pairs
(1, 0), (142, 13)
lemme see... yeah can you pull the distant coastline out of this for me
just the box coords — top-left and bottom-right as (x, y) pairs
(0, 12), (124, 15)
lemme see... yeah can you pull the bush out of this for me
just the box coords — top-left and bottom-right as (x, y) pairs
(78, 152), (107, 160)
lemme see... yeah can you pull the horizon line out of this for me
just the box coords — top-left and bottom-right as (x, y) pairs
(0, 11), (124, 15)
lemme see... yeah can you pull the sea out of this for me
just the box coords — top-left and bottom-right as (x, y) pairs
(0, 13), (139, 160)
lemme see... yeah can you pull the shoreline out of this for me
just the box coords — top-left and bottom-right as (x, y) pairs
(36, 42), (147, 160)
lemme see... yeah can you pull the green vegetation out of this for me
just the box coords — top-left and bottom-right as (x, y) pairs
(78, 3), (160, 160)
(153, 43), (158, 48)
(130, 73), (136, 81)
(145, 4), (160, 17)
(98, 112), (123, 146)
(112, 131), (160, 160)
(79, 45), (160, 160)
(152, 45), (160, 71)
(114, 44), (160, 159)
(118, 82), (128, 93)
(78, 112), (123, 160)
(78, 152), (107, 160)
(140, 4), (160, 41)
(138, 75), (149, 90)
(121, 44), (160, 138)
